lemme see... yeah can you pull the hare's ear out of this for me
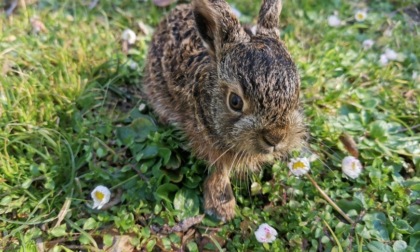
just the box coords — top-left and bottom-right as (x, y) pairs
(256, 0), (282, 38)
(193, 0), (247, 58)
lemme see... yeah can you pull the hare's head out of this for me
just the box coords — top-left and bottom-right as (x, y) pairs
(193, 0), (305, 163)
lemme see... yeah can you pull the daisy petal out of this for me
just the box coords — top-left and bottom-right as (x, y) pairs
(91, 185), (111, 209)
(288, 157), (311, 177)
(342, 156), (363, 179)
(255, 223), (278, 243)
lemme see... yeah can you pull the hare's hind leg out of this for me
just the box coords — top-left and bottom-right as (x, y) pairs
(203, 168), (236, 221)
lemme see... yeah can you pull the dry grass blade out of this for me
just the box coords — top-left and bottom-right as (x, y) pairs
(54, 197), (72, 228)
(88, 0), (99, 10)
(339, 132), (359, 158)
(153, 0), (176, 7)
(155, 214), (205, 234)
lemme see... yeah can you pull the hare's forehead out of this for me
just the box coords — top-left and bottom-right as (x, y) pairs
(243, 72), (299, 116)
(221, 39), (297, 87)
(220, 46), (299, 109)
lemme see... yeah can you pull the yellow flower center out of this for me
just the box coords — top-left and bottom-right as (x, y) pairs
(357, 13), (364, 19)
(351, 162), (356, 170)
(95, 191), (104, 201)
(292, 161), (305, 170)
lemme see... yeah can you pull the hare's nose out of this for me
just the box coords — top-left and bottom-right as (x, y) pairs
(261, 133), (283, 148)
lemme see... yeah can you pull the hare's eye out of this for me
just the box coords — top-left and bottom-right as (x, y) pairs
(228, 93), (243, 112)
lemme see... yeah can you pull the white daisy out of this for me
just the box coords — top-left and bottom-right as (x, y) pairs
(127, 59), (139, 70)
(0, 92), (7, 104)
(379, 54), (389, 66)
(342, 156), (362, 179)
(91, 185), (111, 209)
(328, 15), (342, 27)
(412, 71), (418, 80)
(121, 29), (137, 45)
(384, 48), (398, 61)
(288, 157), (310, 177)
(255, 223), (278, 243)
(362, 39), (374, 50)
(355, 10), (367, 22)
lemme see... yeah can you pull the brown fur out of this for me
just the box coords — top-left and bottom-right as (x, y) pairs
(143, 0), (306, 221)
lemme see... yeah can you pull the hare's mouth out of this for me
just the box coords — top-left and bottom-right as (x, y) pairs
(254, 143), (274, 154)
(254, 138), (287, 155)
(230, 132), (295, 158)
(257, 137), (276, 154)
(241, 141), (276, 156)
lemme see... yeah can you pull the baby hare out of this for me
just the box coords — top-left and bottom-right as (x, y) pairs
(144, 0), (306, 221)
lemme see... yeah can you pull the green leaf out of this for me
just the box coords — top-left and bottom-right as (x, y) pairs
(131, 143), (145, 159)
(367, 241), (392, 252)
(393, 219), (413, 234)
(355, 224), (371, 239)
(173, 188), (200, 219)
(166, 154), (181, 170)
(363, 98), (380, 109)
(363, 212), (390, 241)
(407, 205), (420, 224)
(49, 224), (67, 237)
(354, 192), (368, 208)
(44, 179), (55, 190)
(369, 120), (389, 142)
(103, 234), (113, 247)
(0, 196), (12, 206)
(116, 116), (157, 145)
(82, 218), (97, 230)
(159, 147), (172, 165)
(392, 240), (407, 252)
(169, 233), (181, 244)
(116, 126), (136, 145)
(161, 237), (172, 250)
(186, 241), (199, 252)
(183, 175), (202, 189)
(25, 227), (42, 240)
(336, 198), (363, 213)
(343, 120), (365, 131)
(321, 236), (330, 244)
(163, 169), (184, 183)
(141, 227), (151, 239)
(331, 246), (340, 252)
(96, 147), (107, 158)
(142, 145), (159, 159)
(404, 178), (420, 191)
(155, 183), (179, 203)
(130, 116), (157, 142)
(79, 233), (91, 245)
(409, 232), (420, 249)
(21, 178), (33, 189)
(146, 239), (156, 252)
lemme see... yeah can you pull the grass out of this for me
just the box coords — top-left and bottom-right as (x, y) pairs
(0, 0), (419, 251)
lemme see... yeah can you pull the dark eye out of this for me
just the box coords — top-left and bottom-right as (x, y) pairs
(228, 92), (243, 112)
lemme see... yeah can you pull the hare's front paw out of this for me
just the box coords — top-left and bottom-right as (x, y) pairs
(203, 174), (236, 222)
(205, 196), (236, 222)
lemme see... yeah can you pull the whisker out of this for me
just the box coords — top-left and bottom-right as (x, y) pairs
(236, 151), (246, 192)
(245, 155), (252, 199)
(229, 151), (240, 178)
(208, 145), (235, 168)
(306, 136), (340, 172)
(205, 145), (235, 176)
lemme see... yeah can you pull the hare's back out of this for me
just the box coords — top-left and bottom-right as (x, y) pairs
(144, 4), (209, 123)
